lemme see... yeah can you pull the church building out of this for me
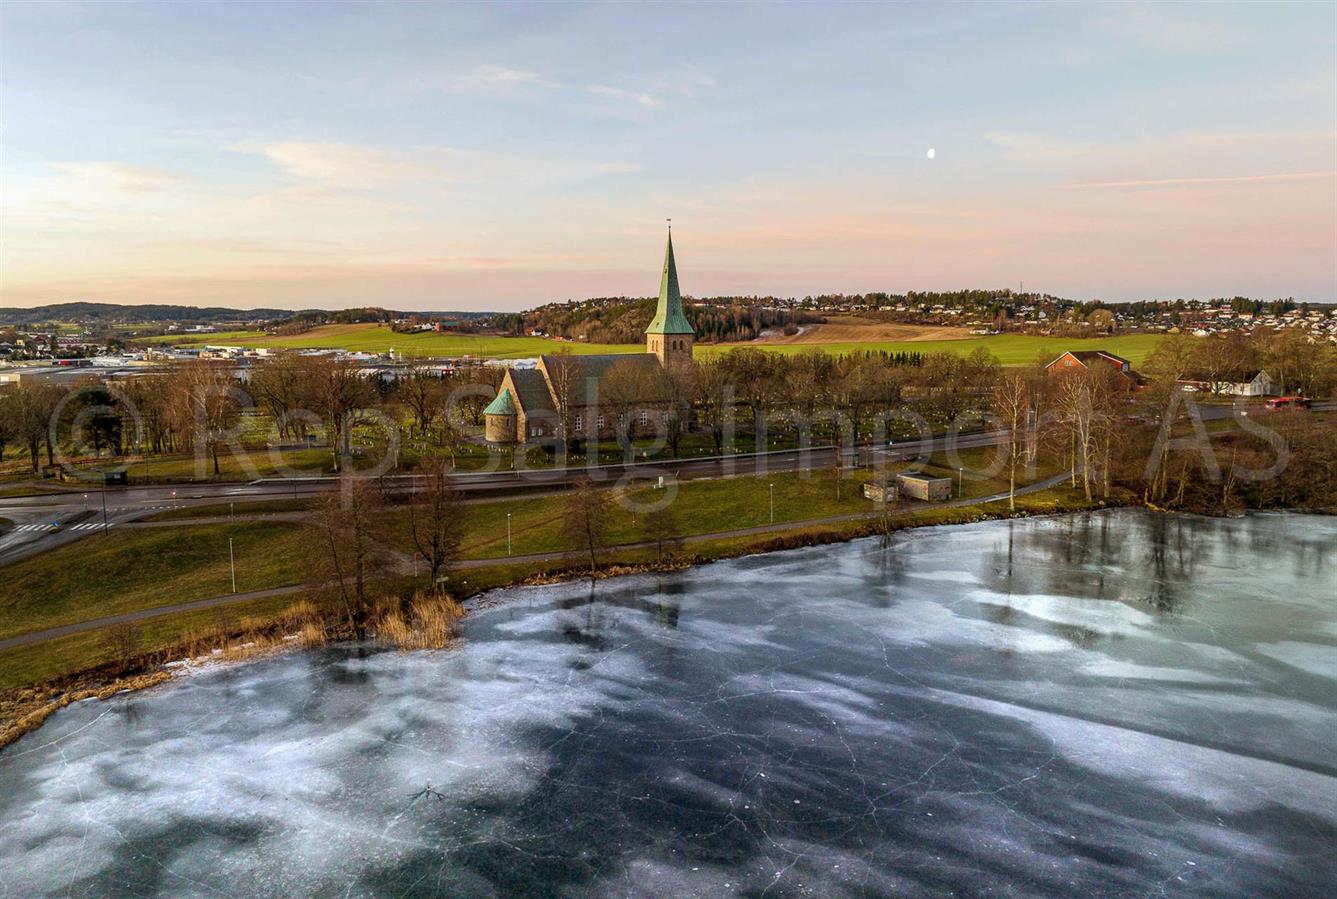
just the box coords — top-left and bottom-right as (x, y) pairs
(483, 230), (696, 445)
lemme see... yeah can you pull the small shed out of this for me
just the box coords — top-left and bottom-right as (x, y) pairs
(896, 472), (952, 502)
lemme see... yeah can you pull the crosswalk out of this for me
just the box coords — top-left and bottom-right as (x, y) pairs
(13, 521), (119, 532)
(6, 503), (184, 536)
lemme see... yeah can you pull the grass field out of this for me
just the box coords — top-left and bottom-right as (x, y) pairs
(0, 521), (309, 641)
(144, 497), (315, 521)
(139, 329), (265, 344)
(417, 467), (877, 561)
(148, 325), (643, 359)
(145, 323), (1165, 365)
(702, 332), (1164, 365)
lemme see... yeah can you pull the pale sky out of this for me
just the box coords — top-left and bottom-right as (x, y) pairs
(2, 1), (1334, 310)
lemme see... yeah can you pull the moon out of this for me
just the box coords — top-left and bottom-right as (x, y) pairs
(926, 148), (936, 159)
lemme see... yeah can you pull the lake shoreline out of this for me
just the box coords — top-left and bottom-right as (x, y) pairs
(1, 497), (1324, 754)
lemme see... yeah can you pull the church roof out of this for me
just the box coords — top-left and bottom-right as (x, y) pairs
(644, 230), (694, 335)
(540, 353), (666, 407)
(482, 388), (516, 416)
(507, 367), (556, 414)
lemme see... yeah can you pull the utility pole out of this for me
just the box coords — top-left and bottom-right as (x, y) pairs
(101, 488), (109, 536)
(506, 512), (512, 557)
(769, 482), (774, 523)
(228, 537), (237, 594)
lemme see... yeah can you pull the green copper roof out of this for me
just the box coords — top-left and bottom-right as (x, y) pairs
(645, 230), (694, 335)
(483, 388), (516, 416)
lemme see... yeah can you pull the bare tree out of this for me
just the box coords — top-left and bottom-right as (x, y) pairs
(407, 459), (463, 589)
(307, 478), (393, 635)
(721, 348), (777, 451)
(5, 381), (59, 472)
(298, 355), (375, 471)
(543, 352), (583, 447)
(1051, 367), (1120, 502)
(561, 478), (609, 573)
(174, 361), (242, 475)
(601, 360), (653, 460)
(249, 352), (307, 441)
(693, 360), (732, 455)
(642, 504), (680, 562)
(102, 622), (140, 674)
(399, 363), (443, 438)
(651, 362), (695, 458)
(0, 398), (12, 463)
(992, 371), (1033, 510)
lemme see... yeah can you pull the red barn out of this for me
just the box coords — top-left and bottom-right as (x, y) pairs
(1045, 350), (1145, 390)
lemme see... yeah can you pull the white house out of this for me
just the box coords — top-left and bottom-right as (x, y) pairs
(1177, 369), (1279, 397)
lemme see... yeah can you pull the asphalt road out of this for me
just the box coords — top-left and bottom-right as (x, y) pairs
(0, 430), (1005, 566)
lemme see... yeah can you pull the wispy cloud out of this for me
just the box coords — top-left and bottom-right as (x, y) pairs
(586, 67), (716, 110)
(588, 84), (661, 108)
(1098, 4), (1244, 53)
(396, 63), (555, 96)
(1063, 171), (1337, 190)
(49, 162), (182, 194)
(456, 64), (552, 90)
(238, 142), (437, 189)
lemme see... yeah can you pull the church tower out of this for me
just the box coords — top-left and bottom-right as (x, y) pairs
(644, 228), (695, 365)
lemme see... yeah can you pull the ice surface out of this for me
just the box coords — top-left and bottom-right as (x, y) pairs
(1, 509), (1335, 897)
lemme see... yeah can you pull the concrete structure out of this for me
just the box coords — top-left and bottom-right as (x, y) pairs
(896, 472), (952, 502)
(484, 230), (695, 445)
(863, 478), (899, 503)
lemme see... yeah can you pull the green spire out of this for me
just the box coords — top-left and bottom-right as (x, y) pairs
(483, 388), (516, 416)
(645, 229), (694, 335)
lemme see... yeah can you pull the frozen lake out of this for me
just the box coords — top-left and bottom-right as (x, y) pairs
(2, 510), (1335, 896)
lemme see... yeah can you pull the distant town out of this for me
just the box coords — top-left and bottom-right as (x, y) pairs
(1, 293), (1334, 372)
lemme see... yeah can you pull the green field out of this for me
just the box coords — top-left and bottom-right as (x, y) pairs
(0, 521), (308, 641)
(139, 330), (265, 344)
(144, 323), (1164, 365)
(147, 326), (643, 359)
(702, 332), (1164, 365)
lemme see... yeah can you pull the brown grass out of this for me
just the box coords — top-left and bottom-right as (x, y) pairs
(375, 592), (464, 651)
(0, 671), (173, 751)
